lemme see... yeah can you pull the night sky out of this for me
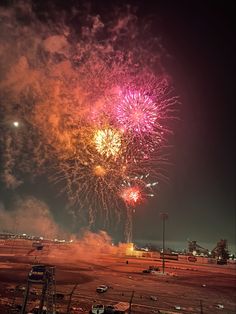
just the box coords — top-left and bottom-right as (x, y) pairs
(133, 0), (235, 249)
(0, 1), (235, 251)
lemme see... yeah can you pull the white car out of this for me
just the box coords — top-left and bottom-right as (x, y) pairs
(96, 285), (108, 293)
(29, 305), (47, 314)
(91, 304), (105, 314)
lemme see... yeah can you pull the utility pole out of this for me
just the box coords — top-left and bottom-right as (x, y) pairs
(66, 284), (78, 314)
(200, 300), (203, 314)
(160, 212), (168, 274)
(128, 290), (135, 314)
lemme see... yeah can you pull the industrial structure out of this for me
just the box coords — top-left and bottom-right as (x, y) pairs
(188, 240), (209, 256)
(211, 239), (229, 260)
(20, 265), (56, 314)
(188, 239), (229, 261)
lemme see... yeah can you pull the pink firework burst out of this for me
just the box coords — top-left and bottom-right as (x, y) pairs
(116, 91), (158, 133)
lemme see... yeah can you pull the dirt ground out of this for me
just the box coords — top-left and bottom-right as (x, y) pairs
(0, 241), (235, 314)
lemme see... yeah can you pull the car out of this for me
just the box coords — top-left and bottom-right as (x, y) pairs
(30, 305), (47, 314)
(149, 266), (160, 271)
(32, 242), (44, 250)
(7, 287), (15, 293)
(150, 270), (159, 275)
(90, 304), (105, 314)
(17, 285), (26, 292)
(217, 259), (227, 265)
(142, 269), (151, 273)
(96, 285), (108, 293)
(54, 292), (64, 300)
(30, 289), (38, 296)
(12, 304), (22, 311)
(28, 265), (46, 283)
(70, 307), (84, 312)
(104, 305), (115, 314)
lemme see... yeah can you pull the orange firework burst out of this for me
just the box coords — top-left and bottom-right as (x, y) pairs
(93, 165), (107, 177)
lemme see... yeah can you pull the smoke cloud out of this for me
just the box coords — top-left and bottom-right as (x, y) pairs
(0, 1), (174, 236)
(0, 196), (63, 238)
(48, 229), (131, 262)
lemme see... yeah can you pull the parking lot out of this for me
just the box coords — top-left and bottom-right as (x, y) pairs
(0, 241), (235, 313)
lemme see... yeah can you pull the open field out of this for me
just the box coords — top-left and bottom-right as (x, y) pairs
(0, 240), (235, 314)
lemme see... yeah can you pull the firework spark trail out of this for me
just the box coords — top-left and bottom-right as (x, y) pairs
(0, 2), (178, 238)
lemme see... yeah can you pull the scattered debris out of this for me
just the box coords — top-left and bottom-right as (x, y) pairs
(150, 295), (158, 301)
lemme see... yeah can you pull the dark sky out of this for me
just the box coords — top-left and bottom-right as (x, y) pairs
(132, 0), (235, 248)
(0, 0), (235, 250)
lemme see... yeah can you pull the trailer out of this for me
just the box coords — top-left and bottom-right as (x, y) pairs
(113, 302), (129, 314)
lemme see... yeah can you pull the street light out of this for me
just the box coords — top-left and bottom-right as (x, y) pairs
(160, 212), (168, 274)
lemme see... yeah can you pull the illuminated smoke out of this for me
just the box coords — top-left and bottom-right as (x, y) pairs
(0, 1), (178, 237)
(0, 197), (62, 238)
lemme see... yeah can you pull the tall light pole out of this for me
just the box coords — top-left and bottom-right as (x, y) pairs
(160, 212), (168, 274)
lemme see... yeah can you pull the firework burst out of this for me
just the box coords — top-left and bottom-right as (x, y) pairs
(121, 186), (142, 206)
(116, 91), (158, 134)
(0, 2), (178, 238)
(120, 174), (156, 206)
(94, 128), (122, 158)
(111, 74), (178, 164)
